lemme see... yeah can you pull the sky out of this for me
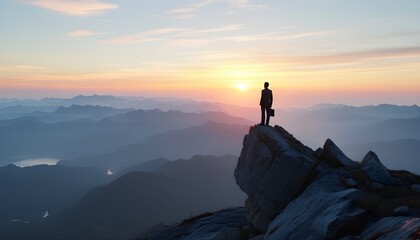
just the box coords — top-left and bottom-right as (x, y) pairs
(0, 0), (420, 107)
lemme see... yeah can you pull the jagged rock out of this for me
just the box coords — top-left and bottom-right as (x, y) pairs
(345, 178), (358, 187)
(149, 124), (420, 240)
(143, 208), (248, 240)
(361, 151), (403, 186)
(235, 125), (321, 232)
(393, 205), (409, 215)
(412, 184), (420, 192)
(370, 181), (385, 189)
(318, 139), (359, 168)
(249, 235), (264, 240)
(357, 217), (420, 239)
(263, 171), (366, 240)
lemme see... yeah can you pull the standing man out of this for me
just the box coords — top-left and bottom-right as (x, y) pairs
(260, 82), (273, 125)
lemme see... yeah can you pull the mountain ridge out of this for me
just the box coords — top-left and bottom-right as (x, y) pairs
(145, 125), (420, 240)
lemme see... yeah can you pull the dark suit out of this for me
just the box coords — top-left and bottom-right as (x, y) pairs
(260, 88), (273, 125)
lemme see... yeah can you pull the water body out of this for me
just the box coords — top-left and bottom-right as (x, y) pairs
(14, 158), (59, 167)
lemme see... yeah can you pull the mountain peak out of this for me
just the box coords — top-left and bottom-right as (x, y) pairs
(147, 124), (420, 240)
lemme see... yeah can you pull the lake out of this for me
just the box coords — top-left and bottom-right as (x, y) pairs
(14, 158), (60, 167)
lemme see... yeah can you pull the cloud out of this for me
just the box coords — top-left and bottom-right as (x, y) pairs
(377, 31), (420, 38)
(68, 29), (103, 37)
(226, 30), (333, 42)
(0, 65), (47, 72)
(19, 0), (118, 16)
(167, 0), (268, 19)
(170, 14), (197, 20)
(187, 24), (243, 34)
(299, 46), (420, 65)
(166, 39), (214, 47)
(100, 35), (158, 45)
(100, 28), (186, 45)
(167, 0), (215, 14)
(143, 28), (187, 36)
(101, 24), (242, 45)
(265, 46), (420, 66)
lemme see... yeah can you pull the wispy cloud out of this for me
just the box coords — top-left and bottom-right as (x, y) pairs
(167, 0), (215, 14)
(167, 0), (268, 19)
(187, 24), (243, 34)
(377, 31), (420, 38)
(19, 0), (118, 16)
(101, 24), (242, 45)
(0, 64), (48, 72)
(226, 30), (333, 42)
(100, 28), (186, 45)
(143, 28), (187, 36)
(100, 35), (158, 45)
(265, 46), (420, 66)
(68, 29), (103, 37)
(167, 39), (214, 47)
(301, 46), (420, 65)
(170, 14), (197, 20)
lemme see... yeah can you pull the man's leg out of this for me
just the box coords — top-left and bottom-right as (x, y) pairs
(260, 106), (265, 125)
(266, 107), (270, 125)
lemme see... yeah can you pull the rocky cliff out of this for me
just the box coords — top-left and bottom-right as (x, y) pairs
(145, 125), (420, 240)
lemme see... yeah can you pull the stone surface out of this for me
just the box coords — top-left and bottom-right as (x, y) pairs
(249, 235), (264, 240)
(319, 139), (360, 168)
(357, 217), (420, 240)
(370, 181), (385, 189)
(393, 205), (409, 215)
(412, 184), (420, 192)
(345, 178), (358, 187)
(263, 172), (366, 240)
(235, 125), (321, 232)
(144, 208), (248, 240)
(361, 151), (403, 186)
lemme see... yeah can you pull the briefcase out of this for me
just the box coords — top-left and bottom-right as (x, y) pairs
(269, 108), (275, 117)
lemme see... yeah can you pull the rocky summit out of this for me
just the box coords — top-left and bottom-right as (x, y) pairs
(145, 125), (420, 240)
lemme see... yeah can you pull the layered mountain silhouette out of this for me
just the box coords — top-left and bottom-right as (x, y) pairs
(0, 97), (419, 240)
(145, 125), (420, 240)
(61, 121), (248, 167)
(342, 138), (420, 174)
(0, 155), (245, 240)
(0, 109), (251, 165)
(0, 164), (112, 225)
(279, 105), (420, 147)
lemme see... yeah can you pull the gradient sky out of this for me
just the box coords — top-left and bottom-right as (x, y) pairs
(1, 0), (420, 107)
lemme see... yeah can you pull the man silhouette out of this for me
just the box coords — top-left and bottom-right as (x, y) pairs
(260, 82), (273, 125)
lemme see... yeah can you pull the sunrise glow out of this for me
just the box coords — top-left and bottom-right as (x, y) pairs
(235, 83), (249, 91)
(0, 1), (419, 107)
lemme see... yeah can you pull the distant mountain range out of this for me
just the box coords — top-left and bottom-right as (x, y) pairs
(0, 95), (255, 117)
(278, 105), (420, 147)
(1, 155), (245, 240)
(341, 138), (420, 174)
(61, 121), (249, 168)
(0, 95), (419, 240)
(0, 109), (251, 165)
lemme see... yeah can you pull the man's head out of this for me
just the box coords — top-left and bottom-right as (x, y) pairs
(264, 82), (269, 89)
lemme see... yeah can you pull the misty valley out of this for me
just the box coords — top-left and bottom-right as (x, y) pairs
(0, 95), (419, 240)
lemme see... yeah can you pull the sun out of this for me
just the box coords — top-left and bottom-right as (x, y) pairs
(235, 83), (248, 91)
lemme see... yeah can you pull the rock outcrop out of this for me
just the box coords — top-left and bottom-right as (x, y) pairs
(144, 125), (420, 240)
(234, 125), (320, 232)
(144, 208), (250, 240)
